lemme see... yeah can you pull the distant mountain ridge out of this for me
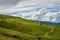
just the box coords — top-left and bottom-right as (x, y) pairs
(38, 21), (60, 25)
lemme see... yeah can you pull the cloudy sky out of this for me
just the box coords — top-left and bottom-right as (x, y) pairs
(0, 0), (60, 22)
(0, 0), (60, 12)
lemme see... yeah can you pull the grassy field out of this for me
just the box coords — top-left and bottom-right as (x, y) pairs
(0, 14), (60, 40)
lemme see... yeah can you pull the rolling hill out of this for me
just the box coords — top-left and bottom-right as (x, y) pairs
(0, 14), (60, 40)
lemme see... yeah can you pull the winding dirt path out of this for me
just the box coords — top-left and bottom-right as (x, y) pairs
(45, 27), (54, 38)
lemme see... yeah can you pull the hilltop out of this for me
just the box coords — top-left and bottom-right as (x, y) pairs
(0, 14), (60, 40)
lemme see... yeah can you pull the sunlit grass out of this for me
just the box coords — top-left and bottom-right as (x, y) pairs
(0, 14), (60, 40)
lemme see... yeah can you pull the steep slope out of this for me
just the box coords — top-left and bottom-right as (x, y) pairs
(0, 14), (60, 40)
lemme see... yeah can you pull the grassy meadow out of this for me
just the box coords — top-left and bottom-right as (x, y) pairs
(0, 14), (60, 40)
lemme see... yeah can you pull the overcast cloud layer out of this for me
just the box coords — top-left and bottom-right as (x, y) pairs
(0, 0), (60, 11)
(0, 0), (60, 23)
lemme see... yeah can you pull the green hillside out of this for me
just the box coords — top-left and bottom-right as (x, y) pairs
(0, 14), (60, 40)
